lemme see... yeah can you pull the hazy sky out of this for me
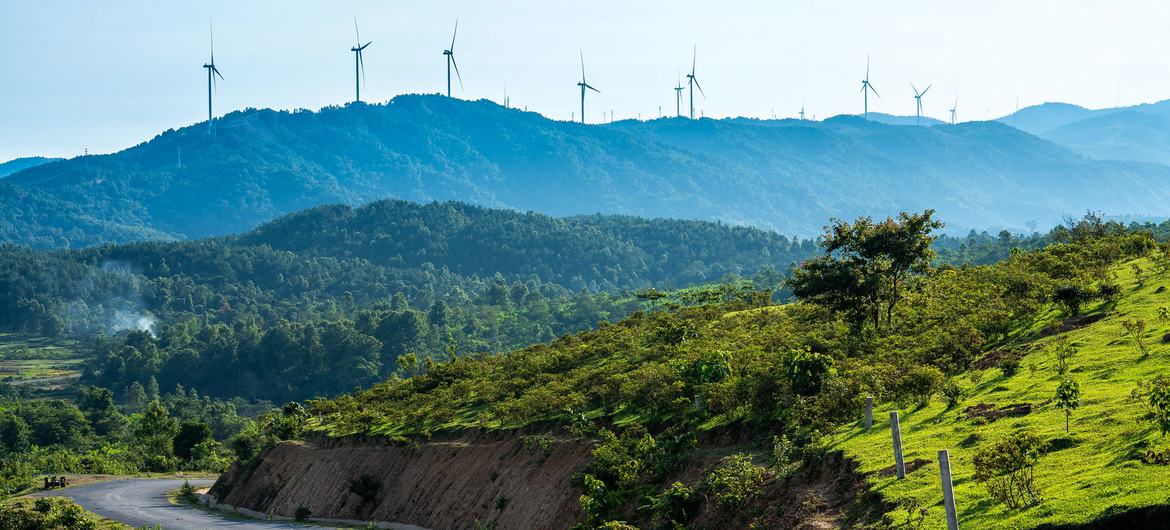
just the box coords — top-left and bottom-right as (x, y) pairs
(3, 0), (1168, 160)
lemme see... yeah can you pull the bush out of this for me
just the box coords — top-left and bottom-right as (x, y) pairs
(1053, 285), (1093, 315)
(999, 354), (1021, 377)
(700, 454), (767, 510)
(294, 504), (312, 521)
(973, 431), (1044, 509)
(348, 473), (382, 506)
(178, 480), (197, 502)
(941, 379), (963, 409)
(646, 481), (698, 528)
(785, 347), (836, 396)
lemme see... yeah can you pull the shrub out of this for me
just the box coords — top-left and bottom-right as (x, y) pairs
(785, 347), (836, 396)
(348, 473), (382, 506)
(178, 480), (197, 502)
(1053, 285), (1093, 315)
(999, 354), (1021, 377)
(294, 504), (312, 521)
(941, 379), (963, 409)
(973, 431), (1045, 509)
(700, 454), (767, 510)
(1122, 318), (1150, 358)
(1050, 337), (1077, 376)
(1150, 380), (1170, 437)
(892, 365), (944, 408)
(646, 481), (698, 528)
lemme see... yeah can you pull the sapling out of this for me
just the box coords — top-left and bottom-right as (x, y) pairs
(1054, 378), (1081, 433)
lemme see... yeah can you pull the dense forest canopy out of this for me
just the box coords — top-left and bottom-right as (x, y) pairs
(6, 95), (1170, 249)
(0, 200), (814, 402)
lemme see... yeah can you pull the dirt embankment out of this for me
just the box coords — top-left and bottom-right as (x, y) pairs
(210, 432), (880, 530)
(210, 432), (593, 530)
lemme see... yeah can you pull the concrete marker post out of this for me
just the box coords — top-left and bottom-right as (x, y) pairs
(890, 411), (905, 479)
(939, 449), (959, 530)
(865, 396), (874, 430)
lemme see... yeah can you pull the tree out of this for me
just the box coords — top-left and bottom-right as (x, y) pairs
(1054, 379), (1081, 433)
(788, 210), (942, 331)
(173, 420), (212, 462)
(134, 400), (179, 471)
(78, 386), (126, 437)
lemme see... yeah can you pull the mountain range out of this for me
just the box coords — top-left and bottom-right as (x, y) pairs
(1001, 99), (1170, 164)
(6, 94), (1170, 249)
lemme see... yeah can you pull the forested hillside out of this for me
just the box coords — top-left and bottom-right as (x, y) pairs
(6, 95), (1170, 248)
(0, 200), (811, 402)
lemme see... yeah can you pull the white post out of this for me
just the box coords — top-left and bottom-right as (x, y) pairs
(890, 411), (905, 479)
(865, 396), (874, 430)
(939, 449), (959, 530)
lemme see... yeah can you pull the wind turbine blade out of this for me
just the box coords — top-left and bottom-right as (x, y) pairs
(693, 77), (705, 98)
(450, 18), (458, 53)
(922, 84), (932, 96)
(586, 83), (600, 93)
(579, 50), (586, 82)
(691, 44), (697, 76)
(869, 84), (880, 98)
(213, 65), (224, 81)
(866, 54), (870, 79)
(354, 17), (360, 47)
(911, 83), (918, 96)
(359, 41), (371, 51)
(451, 56), (463, 89)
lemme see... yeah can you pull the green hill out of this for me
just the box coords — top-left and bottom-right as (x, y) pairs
(298, 215), (1170, 528)
(0, 199), (813, 402)
(7, 95), (1170, 248)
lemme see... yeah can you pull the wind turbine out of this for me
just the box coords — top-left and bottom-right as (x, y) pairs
(673, 70), (685, 117)
(911, 83), (932, 125)
(443, 19), (463, 97)
(949, 97), (958, 125)
(202, 22), (224, 135)
(576, 51), (599, 124)
(350, 18), (371, 103)
(686, 45), (705, 119)
(799, 101), (806, 121)
(860, 55), (879, 119)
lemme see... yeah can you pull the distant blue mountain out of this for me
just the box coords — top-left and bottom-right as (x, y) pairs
(5, 94), (1170, 248)
(0, 157), (61, 178)
(999, 100), (1170, 164)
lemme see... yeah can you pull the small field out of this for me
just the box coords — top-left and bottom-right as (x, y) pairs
(0, 333), (85, 394)
(833, 256), (1170, 528)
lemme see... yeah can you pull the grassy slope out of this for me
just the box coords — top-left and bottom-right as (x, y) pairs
(833, 256), (1170, 528)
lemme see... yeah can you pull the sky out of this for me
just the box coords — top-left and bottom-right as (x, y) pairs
(2, 0), (1169, 161)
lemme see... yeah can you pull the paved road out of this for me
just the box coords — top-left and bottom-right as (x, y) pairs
(32, 478), (318, 529)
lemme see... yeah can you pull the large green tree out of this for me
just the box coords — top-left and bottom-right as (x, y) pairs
(788, 210), (942, 331)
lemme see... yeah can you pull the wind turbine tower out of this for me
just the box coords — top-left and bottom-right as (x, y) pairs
(351, 19), (371, 103)
(949, 98), (958, 125)
(443, 19), (463, 97)
(911, 83), (932, 125)
(686, 46), (706, 119)
(674, 70), (685, 117)
(202, 22), (224, 135)
(576, 51), (600, 124)
(860, 55), (879, 119)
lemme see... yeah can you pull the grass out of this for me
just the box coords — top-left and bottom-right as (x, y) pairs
(832, 256), (1170, 528)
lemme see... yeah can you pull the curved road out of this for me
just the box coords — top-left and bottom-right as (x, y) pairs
(32, 478), (318, 529)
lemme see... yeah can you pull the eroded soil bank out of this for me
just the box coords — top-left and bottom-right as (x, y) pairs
(210, 432), (879, 530)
